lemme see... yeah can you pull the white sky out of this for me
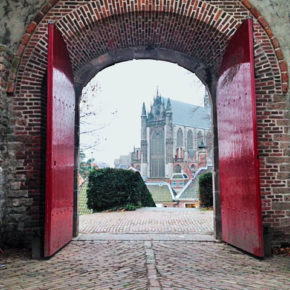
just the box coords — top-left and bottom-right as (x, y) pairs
(80, 60), (205, 166)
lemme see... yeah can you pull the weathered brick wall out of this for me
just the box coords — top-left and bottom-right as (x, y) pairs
(1, 46), (34, 247)
(0, 46), (12, 245)
(254, 39), (290, 246)
(0, 0), (288, 250)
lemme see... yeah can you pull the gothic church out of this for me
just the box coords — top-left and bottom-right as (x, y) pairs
(140, 91), (212, 180)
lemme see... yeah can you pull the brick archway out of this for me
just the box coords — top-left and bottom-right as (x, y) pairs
(3, 0), (289, 252)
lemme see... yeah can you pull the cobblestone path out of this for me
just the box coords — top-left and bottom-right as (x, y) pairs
(1, 208), (289, 289)
(79, 207), (213, 234)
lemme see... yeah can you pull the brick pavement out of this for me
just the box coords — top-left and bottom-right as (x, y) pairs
(1, 241), (289, 289)
(1, 241), (147, 290)
(1, 208), (289, 289)
(79, 208), (213, 234)
(153, 241), (290, 289)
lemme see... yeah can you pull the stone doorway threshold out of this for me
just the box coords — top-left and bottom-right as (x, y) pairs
(75, 232), (216, 242)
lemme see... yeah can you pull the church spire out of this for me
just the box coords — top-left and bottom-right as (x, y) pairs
(156, 86), (159, 97)
(204, 90), (210, 107)
(141, 102), (146, 116)
(166, 98), (172, 111)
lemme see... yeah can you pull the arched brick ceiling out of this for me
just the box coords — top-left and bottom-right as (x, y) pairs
(65, 10), (234, 70)
(66, 11), (232, 85)
(13, 0), (286, 95)
(16, 0), (248, 92)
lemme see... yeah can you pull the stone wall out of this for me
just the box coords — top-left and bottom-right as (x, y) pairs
(250, 0), (290, 72)
(0, 0), (47, 52)
(0, 46), (12, 245)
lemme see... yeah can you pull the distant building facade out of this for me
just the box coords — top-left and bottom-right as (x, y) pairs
(140, 91), (212, 180)
(114, 147), (141, 170)
(130, 147), (141, 171)
(114, 154), (131, 169)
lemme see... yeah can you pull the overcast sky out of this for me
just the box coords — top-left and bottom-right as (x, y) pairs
(80, 60), (206, 166)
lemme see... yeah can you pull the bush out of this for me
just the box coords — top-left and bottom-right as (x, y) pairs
(198, 172), (213, 208)
(87, 168), (156, 212)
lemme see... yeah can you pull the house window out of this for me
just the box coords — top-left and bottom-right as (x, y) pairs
(174, 164), (182, 173)
(191, 164), (196, 172)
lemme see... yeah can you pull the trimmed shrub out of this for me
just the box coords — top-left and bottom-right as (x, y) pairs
(87, 168), (156, 212)
(198, 172), (213, 208)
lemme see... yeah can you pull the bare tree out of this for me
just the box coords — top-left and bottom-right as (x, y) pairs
(80, 79), (118, 152)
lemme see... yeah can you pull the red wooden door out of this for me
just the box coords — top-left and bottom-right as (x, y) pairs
(45, 23), (75, 257)
(217, 19), (264, 257)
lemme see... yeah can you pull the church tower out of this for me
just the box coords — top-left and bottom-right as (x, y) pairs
(165, 99), (174, 178)
(140, 102), (148, 179)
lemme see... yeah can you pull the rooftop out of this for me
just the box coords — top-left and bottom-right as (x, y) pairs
(164, 97), (211, 129)
(146, 182), (176, 202)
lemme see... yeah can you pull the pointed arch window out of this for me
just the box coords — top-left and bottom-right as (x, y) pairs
(197, 131), (203, 147)
(187, 130), (193, 150)
(206, 131), (212, 148)
(150, 129), (165, 178)
(177, 128), (183, 147)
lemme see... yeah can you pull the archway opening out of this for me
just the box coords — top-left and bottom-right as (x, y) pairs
(77, 59), (214, 235)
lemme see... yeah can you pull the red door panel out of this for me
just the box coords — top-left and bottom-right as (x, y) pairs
(217, 19), (264, 257)
(45, 23), (75, 257)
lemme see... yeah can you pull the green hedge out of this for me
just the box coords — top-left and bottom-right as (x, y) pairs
(87, 168), (156, 211)
(198, 172), (213, 208)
